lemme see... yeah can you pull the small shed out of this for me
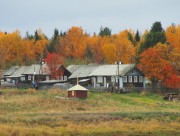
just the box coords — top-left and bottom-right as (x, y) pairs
(67, 84), (88, 98)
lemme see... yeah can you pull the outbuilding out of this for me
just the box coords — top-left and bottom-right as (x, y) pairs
(67, 84), (88, 98)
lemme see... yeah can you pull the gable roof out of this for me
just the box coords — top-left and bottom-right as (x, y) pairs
(68, 64), (135, 79)
(3, 66), (19, 76)
(66, 65), (84, 73)
(22, 64), (50, 75)
(6, 66), (29, 78)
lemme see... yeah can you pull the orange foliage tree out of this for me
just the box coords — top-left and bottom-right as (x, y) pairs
(87, 34), (103, 63)
(61, 27), (88, 59)
(138, 47), (180, 89)
(166, 25), (180, 70)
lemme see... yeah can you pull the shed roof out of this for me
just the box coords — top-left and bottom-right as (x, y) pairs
(68, 84), (88, 91)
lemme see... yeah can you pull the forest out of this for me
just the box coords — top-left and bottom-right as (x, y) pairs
(0, 22), (180, 89)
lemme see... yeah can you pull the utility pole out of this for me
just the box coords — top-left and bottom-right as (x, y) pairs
(115, 61), (120, 93)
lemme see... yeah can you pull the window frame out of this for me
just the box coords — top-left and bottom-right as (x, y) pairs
(129, 76), (132, 83)
(139, 76), (143, 82)
(123, 76), (127, 82)
(134, 76), (138, 83)
(97, 76), (103, 83)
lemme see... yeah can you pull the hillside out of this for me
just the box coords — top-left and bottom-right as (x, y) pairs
(0, 88), (179, 136)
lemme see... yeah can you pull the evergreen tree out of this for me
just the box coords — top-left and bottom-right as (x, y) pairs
(138, 22), (166, 54)
(128, 32), (135, 46)
(98, 26), (111, 37)
(34, 30), (41, 42)
(135, 30), (140, 43)
(25, 31), (34, 40)
(84, 44), (93, 63)
(47, 28), (62, 53)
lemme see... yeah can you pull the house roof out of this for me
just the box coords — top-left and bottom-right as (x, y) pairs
(66, 65), (84, 73)
(3, 66), (19, 76)
(91, 64), (135, 76)
(68, 84), (88, 91)
(68, 64), (135, 79)
(6, 66), (29, 78)
(22, 64), (50, 75)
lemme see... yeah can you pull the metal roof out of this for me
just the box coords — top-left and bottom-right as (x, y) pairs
(66, 65), (84, 73)
(3, 66), (19, 76)
(22, 64), (50, 75)
(69, 64), (135, 79)
(6, 66), (29, 78)
(68, 84), (88, 91)
(68, 65), (97, 79)
(90, 64), (135, 76)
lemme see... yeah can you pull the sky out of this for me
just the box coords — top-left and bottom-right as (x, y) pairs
(0, 0), (180, 38)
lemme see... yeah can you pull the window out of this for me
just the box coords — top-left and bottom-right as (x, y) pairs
(111, 76), (115, 83)
(21, 77), (25, 81)
(116, 76), (119, 83)
(134, 76), (138, 83)
(139, 76), (143, 82)
(46, 76), (49, 80)
(97, 76), (103, 83)
(123, 76), (127, 82)
(60, 76), (63, 80)
(129, 76), (132, 82)
(28, 75), (31, 80)
(64, 76), (67, 81)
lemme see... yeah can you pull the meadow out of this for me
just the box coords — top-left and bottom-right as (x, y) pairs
(0, 88), (179, 136)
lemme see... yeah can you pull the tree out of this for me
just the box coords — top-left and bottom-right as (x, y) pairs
(47, 28), (60, 53)
(45, 53), (63, 79)
(98, 26), (111, 37)
(166, 24), (180, 70)
(84, 44), (93, 63)
(138, 47), (179, 89)
(25, 31), (34, 40)
(34, 30), (41, 42)
(138, 22), (166, 54)
(87, 34), (103, 63)
(135, 30), (140, 43)
(61, 26), (88, 59)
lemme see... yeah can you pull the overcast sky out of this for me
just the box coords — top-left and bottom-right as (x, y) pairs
(0, 0), (179, 38)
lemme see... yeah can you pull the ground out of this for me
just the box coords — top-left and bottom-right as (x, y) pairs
(0, 88), (179, 136)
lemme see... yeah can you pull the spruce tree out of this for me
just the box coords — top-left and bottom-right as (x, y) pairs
(138, 22), (166, 54)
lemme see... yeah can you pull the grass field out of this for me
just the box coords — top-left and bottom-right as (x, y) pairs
(0, 88), (179, 136)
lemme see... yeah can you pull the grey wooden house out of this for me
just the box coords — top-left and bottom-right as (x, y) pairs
(67, 64), (145, 88)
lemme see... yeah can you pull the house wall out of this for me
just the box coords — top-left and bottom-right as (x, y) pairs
(123, 68), (144, 87)
(68, 90), (87, 98)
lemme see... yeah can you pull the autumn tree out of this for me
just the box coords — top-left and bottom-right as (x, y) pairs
(138, 47), (180, 89)
(166, 24), (180, 70)
(114, 30), (135, 64)
(87, 34), (103, 63)
(45, 53), (63, 79)
(61, 26), (88, 59)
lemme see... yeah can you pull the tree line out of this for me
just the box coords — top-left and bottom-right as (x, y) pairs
(0, 22), (180, 88)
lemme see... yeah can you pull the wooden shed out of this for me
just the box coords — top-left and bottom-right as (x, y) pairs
(67, 84), (88, 98)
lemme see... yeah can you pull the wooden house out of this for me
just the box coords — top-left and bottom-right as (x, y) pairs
(67, 64), (145, 88)
(67, 84), (88, 98)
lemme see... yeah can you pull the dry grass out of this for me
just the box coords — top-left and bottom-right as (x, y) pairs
(0, 88), (179, 136)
